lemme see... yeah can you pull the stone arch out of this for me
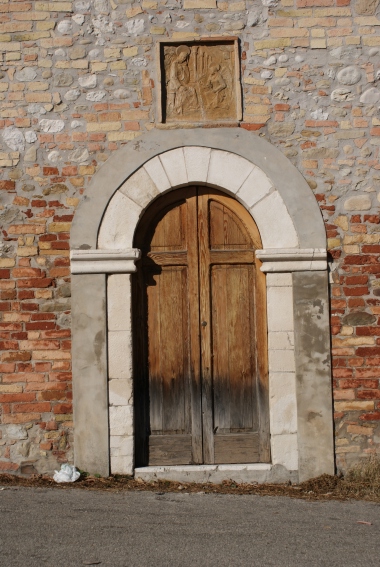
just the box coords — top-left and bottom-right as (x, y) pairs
(70, 128), (334, 483)
(71, 127), (325, 250)
(97, 146), (299, 251)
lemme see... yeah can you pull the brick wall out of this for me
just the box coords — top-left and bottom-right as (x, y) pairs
(1, 0), (380, 475)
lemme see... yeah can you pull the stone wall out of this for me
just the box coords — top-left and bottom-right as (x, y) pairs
(0, 0), (380, 475)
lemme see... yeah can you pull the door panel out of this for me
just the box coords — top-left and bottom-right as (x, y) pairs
(133, 187), (269, 467)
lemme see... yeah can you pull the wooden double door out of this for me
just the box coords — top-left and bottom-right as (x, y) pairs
(133, 187), (269, 466)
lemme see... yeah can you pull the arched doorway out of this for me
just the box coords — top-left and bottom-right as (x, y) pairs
(133, 187), (269, 467)
(70, 127), (334, 483)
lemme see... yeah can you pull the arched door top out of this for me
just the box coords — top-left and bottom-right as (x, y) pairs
(70, 128), (326, 252)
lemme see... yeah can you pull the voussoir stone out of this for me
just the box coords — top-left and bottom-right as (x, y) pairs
(344, 195), (372, 211)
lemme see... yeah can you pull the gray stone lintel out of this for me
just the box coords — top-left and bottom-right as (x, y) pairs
(70, 249), (141, 274)
(293, 271), (335, 482)
(257, 248), (327, 273)
(72, 273), (110, 477)
(70, 128), (326, 252)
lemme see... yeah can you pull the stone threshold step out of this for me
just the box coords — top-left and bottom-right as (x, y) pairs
(134, 463), (298, 484)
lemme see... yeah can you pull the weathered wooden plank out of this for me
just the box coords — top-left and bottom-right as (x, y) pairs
(198, 190), (214, 464)
(214, 433), (259, 464)
(187, 190), (203, 464)
(209, 250), (254, 264)
(145, 251), (188, 266)
(211, 265), (230, 432)
(149, 434), (192, 465)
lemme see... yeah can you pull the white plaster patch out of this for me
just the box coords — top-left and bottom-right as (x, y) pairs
(120, 167), (159, 208)
(251, 191), (299, 248)
(143, 156), (171, 193)
(183, 146), (211, 182)
(98, 192), (142, 249)
(159, 148), (188, 187)
(207, 150), (254, 194)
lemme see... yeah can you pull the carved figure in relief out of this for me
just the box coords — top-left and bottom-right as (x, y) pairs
(163, 42), (237, 122)
(166, 45), (198, 116)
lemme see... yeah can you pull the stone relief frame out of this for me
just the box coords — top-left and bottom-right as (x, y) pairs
(156, 38), (242, 126)
(70, 128), (334, 483)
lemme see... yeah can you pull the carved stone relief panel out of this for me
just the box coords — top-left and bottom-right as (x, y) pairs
(157, 39), (241, 124)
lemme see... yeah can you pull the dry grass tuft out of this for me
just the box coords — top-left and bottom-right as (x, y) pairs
(1, 457), (380, 502)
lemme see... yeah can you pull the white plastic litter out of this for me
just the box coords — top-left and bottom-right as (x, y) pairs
(53, 464), (80, 483)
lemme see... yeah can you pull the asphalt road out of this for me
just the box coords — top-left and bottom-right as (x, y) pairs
(0, 487), (379, 567)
